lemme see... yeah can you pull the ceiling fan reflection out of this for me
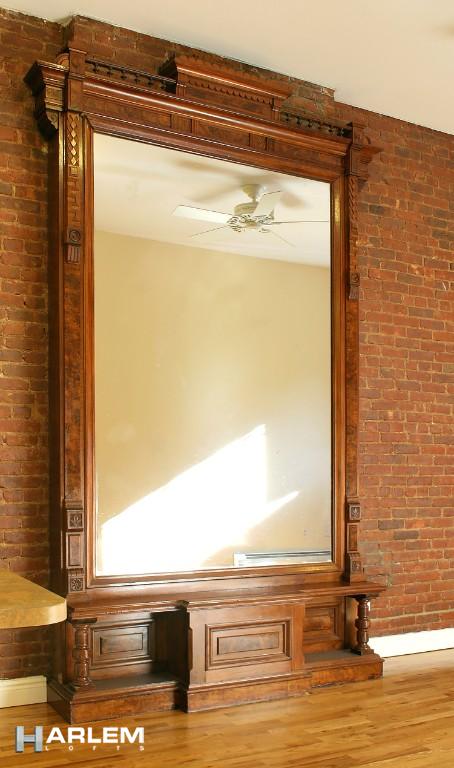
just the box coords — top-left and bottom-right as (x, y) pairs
(173, 184), (329, 247)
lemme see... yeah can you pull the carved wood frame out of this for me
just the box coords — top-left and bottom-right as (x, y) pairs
(25, 47), (379, 603)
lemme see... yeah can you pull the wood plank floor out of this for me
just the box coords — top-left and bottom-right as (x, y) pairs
(0, 650), (453, 767)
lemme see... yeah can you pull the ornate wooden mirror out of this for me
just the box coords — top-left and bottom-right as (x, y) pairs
(26, 48), (384, 723)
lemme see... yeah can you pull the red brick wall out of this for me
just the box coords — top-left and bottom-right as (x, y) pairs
(334, 108), (454, 634)
(0, 9), (63, 679)
(0, 9), (452, 677)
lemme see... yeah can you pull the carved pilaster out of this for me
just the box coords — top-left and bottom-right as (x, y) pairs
(63, 112), (83, 264)
(345, 122), (377, 302)
(344, 158), (362, 583)
(70, 618), (97, 688)
(61, 108), (86, 595)
(347, 173), (360, 300)
(352, 596), (373, 655)
(343, 122), (380, 584)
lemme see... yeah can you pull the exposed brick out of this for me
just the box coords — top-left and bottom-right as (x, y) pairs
(0, 7), (62, 681)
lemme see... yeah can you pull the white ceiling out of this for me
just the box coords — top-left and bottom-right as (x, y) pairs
(6, 0), (454, 134)
(94, 134), (331, 266)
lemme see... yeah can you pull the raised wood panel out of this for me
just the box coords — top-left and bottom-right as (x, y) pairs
(305, 608), (334, 633)
(207, 620), (290, 669)
(218, 631), (278, 654)
(184, 600), (306, 691)
(303, 600), (344, 654)
(91, 623), (152, 672)
(83, 91), (172, 130)
(100, 630), (144, 655)
(273, 140), (343, 173)
(66, 532), (83, 568)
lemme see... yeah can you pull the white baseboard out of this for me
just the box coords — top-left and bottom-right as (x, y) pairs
(372, 627), (454, 658)
(0, 676), (46, 708)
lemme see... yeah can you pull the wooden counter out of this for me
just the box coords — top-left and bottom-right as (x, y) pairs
(0, 570), (66, 628)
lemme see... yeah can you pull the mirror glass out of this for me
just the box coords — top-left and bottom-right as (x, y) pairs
(94, 134), (332, 576)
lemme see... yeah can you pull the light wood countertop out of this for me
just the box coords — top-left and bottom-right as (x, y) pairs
(0, 571), (66, 629)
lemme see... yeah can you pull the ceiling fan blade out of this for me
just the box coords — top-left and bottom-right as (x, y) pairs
(254, 191), (282, 217)
(262, 228), (295, 247)
(191, 225), (231, 238)
(267, 219), (329, 225)
(187, 182), (243, 205)
(173, 205), (232, 224)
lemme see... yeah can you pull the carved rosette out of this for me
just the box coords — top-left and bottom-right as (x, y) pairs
(69, 573), (85, 593)
(68, 509), (84, 530)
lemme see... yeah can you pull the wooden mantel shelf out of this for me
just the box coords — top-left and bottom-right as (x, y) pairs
(0, 571), (67, 629)
(68, 580), (386, 620)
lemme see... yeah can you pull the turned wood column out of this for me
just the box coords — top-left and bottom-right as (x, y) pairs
(351, 595), (373, 655)
(71, 618), (97, 688)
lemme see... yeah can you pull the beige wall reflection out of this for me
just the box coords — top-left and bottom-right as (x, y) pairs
(94, 231), (331, 575)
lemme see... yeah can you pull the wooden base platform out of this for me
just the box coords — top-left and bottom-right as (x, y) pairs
(47, 650), (383, 723)
(47, 675), (179, 724)
(183, 670), (312, 712)
(306, 650), (384, 686)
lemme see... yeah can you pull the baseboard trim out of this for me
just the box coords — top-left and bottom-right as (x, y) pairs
(0, 676), (46, 708)
(371, 627), (454, 658)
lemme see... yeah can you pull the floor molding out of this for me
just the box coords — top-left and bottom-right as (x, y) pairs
(371, 627), (454, 658)
(0, 676), (46, 708)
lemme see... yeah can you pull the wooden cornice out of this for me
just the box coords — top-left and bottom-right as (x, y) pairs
(160, 54), (294, 121)
(24, 50), (385, 174)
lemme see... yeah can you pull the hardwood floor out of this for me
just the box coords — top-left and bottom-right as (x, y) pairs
(1, 650), (453, 767)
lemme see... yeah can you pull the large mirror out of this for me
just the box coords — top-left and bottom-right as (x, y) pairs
(93, 134), (332, 576)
